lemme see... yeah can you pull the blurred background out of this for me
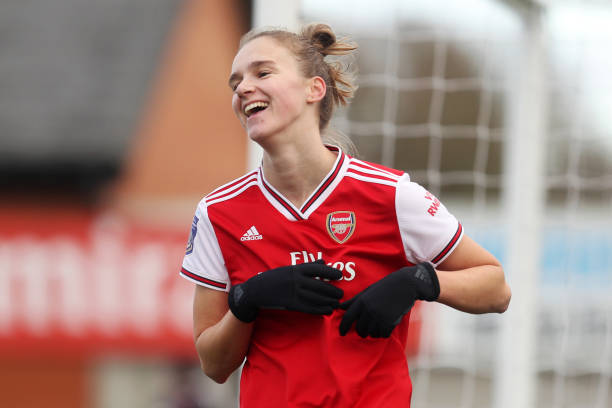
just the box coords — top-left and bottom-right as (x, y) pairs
(1, 0), (611, 407)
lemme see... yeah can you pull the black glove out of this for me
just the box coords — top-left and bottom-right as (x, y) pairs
(339, 262), (439, 338)
(228, 260), (344, 323)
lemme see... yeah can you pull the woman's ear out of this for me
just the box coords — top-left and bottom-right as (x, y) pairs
(306, 76), (326, 103)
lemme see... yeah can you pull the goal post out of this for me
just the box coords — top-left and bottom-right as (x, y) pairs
(494, 2), (547, 408)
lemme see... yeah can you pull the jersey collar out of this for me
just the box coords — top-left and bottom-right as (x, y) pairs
(258, 145), (348, 221)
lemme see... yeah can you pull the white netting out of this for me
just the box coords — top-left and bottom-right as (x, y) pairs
(542, 4), (612, 407)
(300, 0), (612, 407)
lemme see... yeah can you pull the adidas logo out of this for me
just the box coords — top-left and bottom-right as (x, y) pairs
(240, 226), (263, 241)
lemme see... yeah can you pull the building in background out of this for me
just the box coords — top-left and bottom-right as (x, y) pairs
(1, 0), (249, 406)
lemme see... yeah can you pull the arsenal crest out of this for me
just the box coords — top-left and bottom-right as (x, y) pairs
(326, 211), (356, 244)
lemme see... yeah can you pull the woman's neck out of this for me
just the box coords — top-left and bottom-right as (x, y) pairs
(261, 139), (337, 209)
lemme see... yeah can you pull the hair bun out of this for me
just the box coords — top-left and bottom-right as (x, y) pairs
(302, 24), (336, 53)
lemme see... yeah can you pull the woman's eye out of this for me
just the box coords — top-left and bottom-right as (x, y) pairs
(258, 71), (270, 78)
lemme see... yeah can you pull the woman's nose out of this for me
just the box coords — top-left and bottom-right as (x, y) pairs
(236, 79), (254, 96)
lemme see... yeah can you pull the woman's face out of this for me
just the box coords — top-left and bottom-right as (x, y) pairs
(229, 36), (312, 143)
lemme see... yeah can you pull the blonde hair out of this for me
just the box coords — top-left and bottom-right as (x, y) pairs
(239, 23), (359, 155)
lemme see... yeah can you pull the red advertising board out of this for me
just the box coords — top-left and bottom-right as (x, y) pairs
(0, 208), (196, 358)
(0, 207), (422, 358)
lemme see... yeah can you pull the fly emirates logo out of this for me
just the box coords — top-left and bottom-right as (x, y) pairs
(289, 251), (356, 281)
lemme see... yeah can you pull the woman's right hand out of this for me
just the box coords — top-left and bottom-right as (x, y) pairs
(228, 260), (344, 322)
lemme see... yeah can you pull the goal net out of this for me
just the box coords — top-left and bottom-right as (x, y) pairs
(297, 1), (612, 407)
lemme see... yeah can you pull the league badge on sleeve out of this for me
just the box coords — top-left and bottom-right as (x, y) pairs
(185, 215), (199, 255)
(326, 211), (356, 244)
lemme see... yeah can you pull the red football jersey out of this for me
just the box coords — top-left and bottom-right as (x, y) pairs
(181, 146), (463, 407)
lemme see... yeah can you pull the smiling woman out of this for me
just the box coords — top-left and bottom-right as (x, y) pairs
(227, 28), (349, 152)
(228, 25), (357, 157)
(179, 23), (509, 408)
(236, 25), (356, 125)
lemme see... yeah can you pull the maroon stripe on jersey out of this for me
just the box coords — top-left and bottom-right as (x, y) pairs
(207, 172), (257, 200)
(432, 223), (463, 264)
(301, 153), (345, 213)
(180, 267), (227, 289)
(260, 169), (304, 220)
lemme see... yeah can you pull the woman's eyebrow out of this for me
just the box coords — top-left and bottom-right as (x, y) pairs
(228, 60), (276, 87)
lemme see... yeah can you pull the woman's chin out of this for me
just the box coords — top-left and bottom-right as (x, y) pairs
(247, 130), (265, 143)
(247, 127), (274, 145)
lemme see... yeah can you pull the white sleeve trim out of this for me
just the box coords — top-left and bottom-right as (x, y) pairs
(180, 199), (230, 292)
(396, 174), (464, 267)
